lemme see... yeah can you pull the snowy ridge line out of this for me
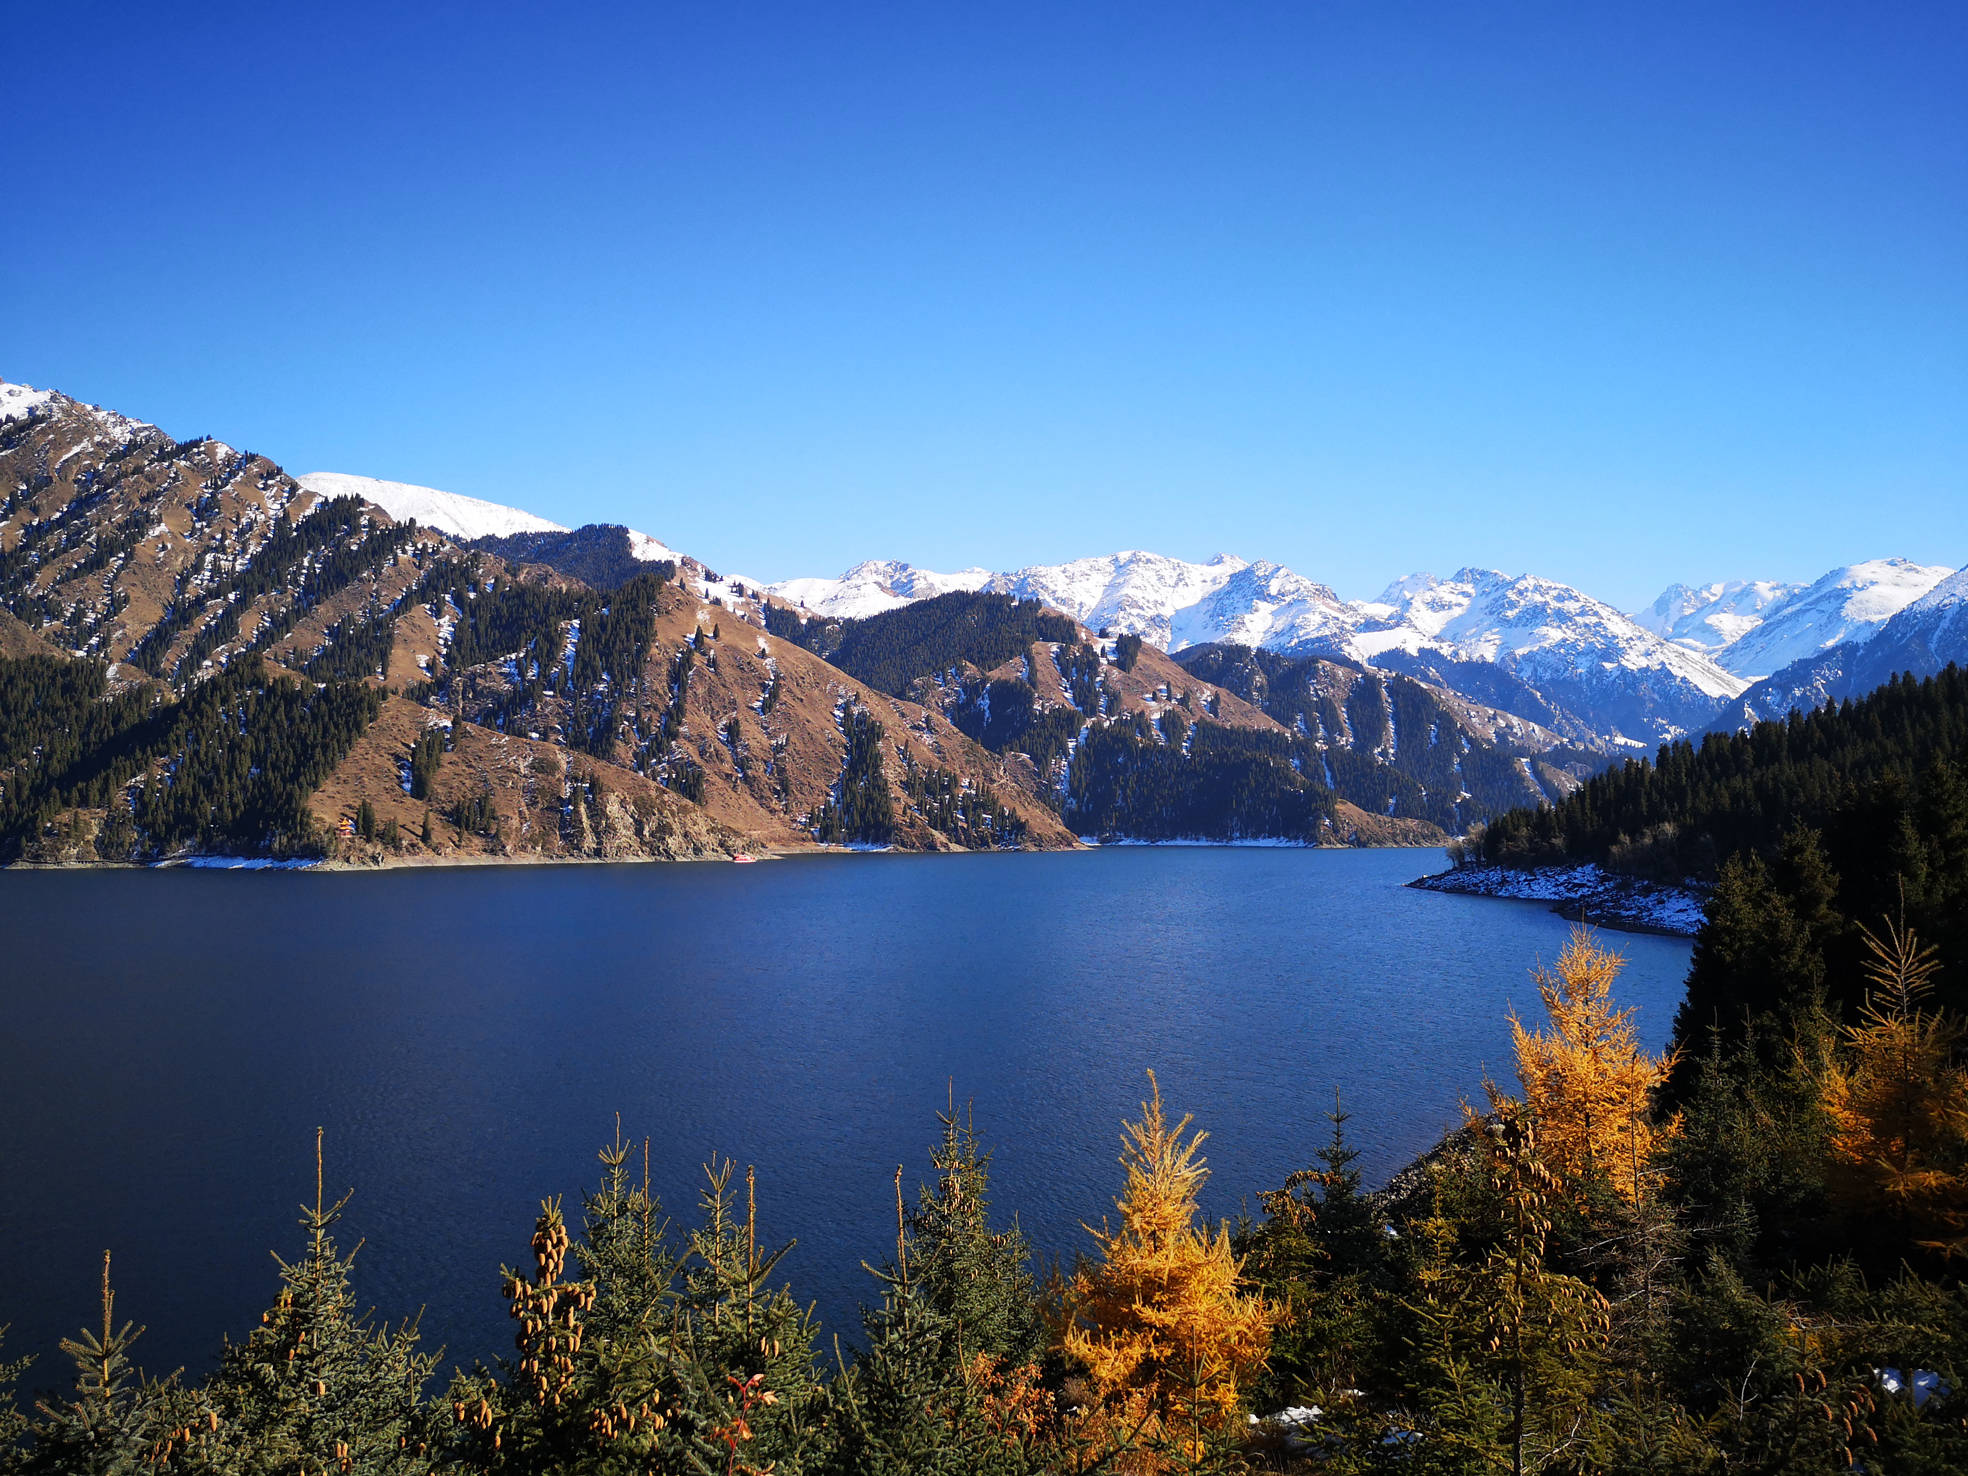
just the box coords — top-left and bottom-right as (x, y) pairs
(1407, 862), (1707, 937)
(296, 472), (567, 541)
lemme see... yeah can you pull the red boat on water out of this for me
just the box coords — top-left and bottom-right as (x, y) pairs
(732, 853), (757, 864)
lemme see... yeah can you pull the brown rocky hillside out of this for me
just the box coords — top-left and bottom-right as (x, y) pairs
(0, 383), (1075, 863)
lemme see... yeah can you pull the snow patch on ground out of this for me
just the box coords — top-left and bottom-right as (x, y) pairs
(166, 856), (320, 870)
(1409, 862), (1707, 935)
(627, 529), (678, 563)
(1078, 835), (1316, 848)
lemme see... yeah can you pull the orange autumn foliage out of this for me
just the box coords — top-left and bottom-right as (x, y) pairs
(1510, 927), (1676, 1202)
(1816, 914), (1968, 1257)
(1059, 1073), (1273, 1467)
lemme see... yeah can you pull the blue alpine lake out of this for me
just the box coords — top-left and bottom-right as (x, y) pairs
(0, 847), (1692, 1381)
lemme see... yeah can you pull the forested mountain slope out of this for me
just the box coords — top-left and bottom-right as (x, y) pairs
(1176, 642), (1599, 829)
(466, 524), (679, 592)
(762, 592), (1602, 844)
(1475, 666), (1968, 879)
(1461, 667), (1968, 1034)
(0, 384), (1068, 862)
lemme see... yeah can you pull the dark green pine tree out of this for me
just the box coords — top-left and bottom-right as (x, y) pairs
(1660, 1029), (1834, 1280)
(832, 1109), (1047, 1476)
(1236, 1092), (1389, 1409)
(1667, 828), (1842, 1100)
(191, 1131), (437, 1475)
(830, 1239), (1016, 1476)
(669, 1160), (831, 1475)
(573, 1122), (679, 1351)
(905, 1106), (1044, 1373)
(445, 1134), (685, 1476)
(17, 1253), (187, 1475)
(1918, 758), (1968, 1005)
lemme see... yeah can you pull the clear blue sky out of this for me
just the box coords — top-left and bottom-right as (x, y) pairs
(9, 2), (1964, 606)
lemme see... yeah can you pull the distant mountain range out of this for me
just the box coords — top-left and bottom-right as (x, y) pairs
(766, 551), (1957, 750)
(2, 374), (1958, 869)
(0, 378), (1517, 864)
(287, 458), (1958, 754)
(301, 454), (1958, 754)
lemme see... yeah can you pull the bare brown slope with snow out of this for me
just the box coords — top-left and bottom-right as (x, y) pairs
(0, 383), (1070, 863)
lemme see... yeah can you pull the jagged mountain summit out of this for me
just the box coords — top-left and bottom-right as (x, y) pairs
(770, 558), (993, 619)
(1351, 567), (1746, 746)
(1631, 579), (1803, 656)
(773, 554), (1744, 747)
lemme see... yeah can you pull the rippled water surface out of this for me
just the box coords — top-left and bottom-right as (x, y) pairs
(0, 848), (1691, 1377)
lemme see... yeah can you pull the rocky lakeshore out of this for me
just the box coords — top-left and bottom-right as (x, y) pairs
(1408, 861), (1707, 937)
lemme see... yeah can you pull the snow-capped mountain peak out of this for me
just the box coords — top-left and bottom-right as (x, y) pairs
(1365, 567), (1747, 701)
(1906, 565), (1968, 619)
(295, 472), (566, 542)
(766, 559), (993, 620)
(981, 550), (1251, 648)
(773, 546), (1750, 746)
(1373, 571), (1441, 609)
(1631, 579), (1803, 655)
(1167, 559), (1355, 652)
(1711, 558), (1954, 678)
(0, 380), (59, 424)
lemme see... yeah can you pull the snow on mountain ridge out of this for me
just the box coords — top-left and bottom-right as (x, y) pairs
(0, 381), (59, 423)
(1370, 567), (1748, 701)
(770, 551), (1747, 743)
(627, 530), (679, 564)
(1713, 563), (1968, 732)
(2, 379), (157, 449)
(1710, 558), (1954, 678)
(1906, 565), (1968, 620)
(1631, 579), (1802, 654)
(295, 472), (567, 542)
(1167, 559), (1355, 652)
(982, 551), (1252, 648)
(767, 559), (992, 619)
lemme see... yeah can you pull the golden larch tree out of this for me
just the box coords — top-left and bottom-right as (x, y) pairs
(1816, 913), (1968, 1257)
(1510, 926), (1676, 1201)
(1059, 1071), (1273, 1467)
